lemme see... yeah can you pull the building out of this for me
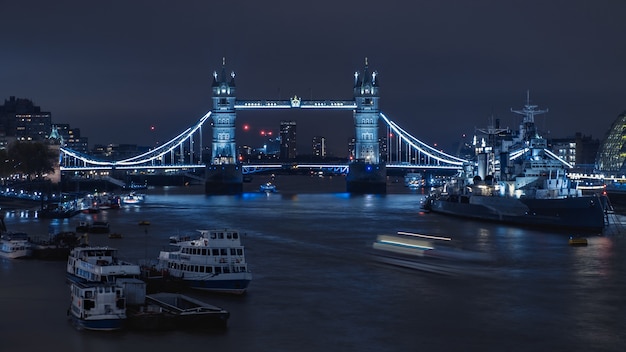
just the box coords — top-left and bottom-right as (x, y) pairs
(280, 120), (297, 160)
(90, 144), (150, 160)
(549, 138), (577, 166)
(348, 137), (356, 160)
(549, 132), (599, 170)
(596, 111), (626, 175)
(379, 135), (388, 162)
(0, 96), (51, 141)
(312, 136), (326, 158)
(53, 123), (89, 153)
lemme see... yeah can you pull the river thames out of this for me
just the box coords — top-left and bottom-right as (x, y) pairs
(1, 175), (625, 351)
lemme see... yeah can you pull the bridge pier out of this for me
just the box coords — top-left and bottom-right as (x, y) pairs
(205, 165), (243, 195)
(346, 162), (387, 194)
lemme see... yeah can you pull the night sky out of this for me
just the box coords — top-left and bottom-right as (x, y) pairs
(2, 1), (625, 156)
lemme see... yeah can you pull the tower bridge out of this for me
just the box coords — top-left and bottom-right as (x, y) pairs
(60, 58), (469, 194)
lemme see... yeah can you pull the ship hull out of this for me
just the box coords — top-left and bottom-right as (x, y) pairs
(427, 194), (606, 233)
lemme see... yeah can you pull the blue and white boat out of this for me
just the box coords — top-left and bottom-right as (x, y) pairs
(68, 281), (126, 331)
(152, 229), (252, 294)
(259, 182), (277, 193)
(66, 246), (141, 284)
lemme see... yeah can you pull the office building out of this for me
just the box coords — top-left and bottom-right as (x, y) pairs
(280, 120), (297, 160)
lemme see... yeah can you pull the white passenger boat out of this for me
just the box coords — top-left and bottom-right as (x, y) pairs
(150, 229), (252, 294)
(68, 281), (126, 331)
(66, 246), (141, 284)
(0, 232), (33, 259)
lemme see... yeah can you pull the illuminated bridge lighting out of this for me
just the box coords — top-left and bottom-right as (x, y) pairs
(60, 108), (470, 173)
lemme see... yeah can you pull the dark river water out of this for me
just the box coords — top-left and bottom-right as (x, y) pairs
(1, 175), (625, 351)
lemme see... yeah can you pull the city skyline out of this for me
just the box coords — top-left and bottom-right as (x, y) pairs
(1, 1), (625, 155)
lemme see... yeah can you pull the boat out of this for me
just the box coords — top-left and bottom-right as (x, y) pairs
(126, 292), (230, 331)
(404, 172), (422, 188)
(407, 180), (421, 190)
(168, 234), (192, 244)
(0, 232), (32, 259)
(371, 231), (494, 276)
(75, 221), (110, 234)
(75, 221), (89, 232)
(38, 202), (81, 219)
(108, 233), (123, 239)
(89, 221), (110, 233)
(423, 96), (608, 233)
(123, 180), (148, 191)
(121, 192), (145, 205)
(0, 214), (33, 259)
(568, 236), (588, 246)
(259, 182), (277, 193)
(138, 220), (150, 226)
(68, 281), (126, 331)
(148, 229), (252, 294)
(66, 246), (141, 284)
(30, 231), (83, 260)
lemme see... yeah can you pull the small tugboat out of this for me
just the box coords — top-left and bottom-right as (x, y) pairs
(68, 281), (126, 331)
(89, 221), (110, 234)
(568, 236), (588, 246)
(259, 182), (277, 193)
(147, 229), (252, 294)
(75, 221), (110, 234)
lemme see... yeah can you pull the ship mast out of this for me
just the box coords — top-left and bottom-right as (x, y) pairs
(510, 90), (548, 143)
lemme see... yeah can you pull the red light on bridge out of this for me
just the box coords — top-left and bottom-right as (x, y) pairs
(150, 125), (155, 131)
(243, 124), (250, 131)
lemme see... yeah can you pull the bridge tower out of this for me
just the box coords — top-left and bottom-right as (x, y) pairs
(346, 58), (386, 193)
(205, 58), (243, 194)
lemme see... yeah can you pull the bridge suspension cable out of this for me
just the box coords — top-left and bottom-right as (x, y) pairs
(60, 112), (212, 169)
(379, 112), (468, 167)
(60, 109), (470, 172)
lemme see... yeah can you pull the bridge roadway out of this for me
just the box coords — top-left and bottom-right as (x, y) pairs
(59, 162), (462, 174)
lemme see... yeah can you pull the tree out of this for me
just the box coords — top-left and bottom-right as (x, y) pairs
(7, 141), (56, 180)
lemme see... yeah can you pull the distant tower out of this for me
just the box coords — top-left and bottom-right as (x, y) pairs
(210, 58), (237, 165)
(205, 58), (243, 194)
(346, 58), (386, 193)
(352, 57), (380, 164)
(280, 121), (297, 160)
(312, 135), (326, 158)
